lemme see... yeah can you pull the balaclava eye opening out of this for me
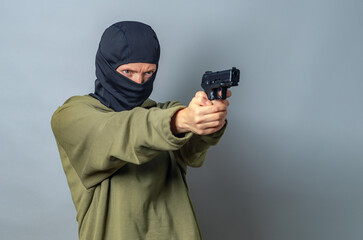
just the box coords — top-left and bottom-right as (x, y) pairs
(90, 21), (160, 111)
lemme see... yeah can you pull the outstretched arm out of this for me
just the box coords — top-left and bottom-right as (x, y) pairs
(51, 97), (192, 189)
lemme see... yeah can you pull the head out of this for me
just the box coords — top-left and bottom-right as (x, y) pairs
(91, 21), (160, 111)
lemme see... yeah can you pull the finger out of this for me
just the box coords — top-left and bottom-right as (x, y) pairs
(196, 120), (226, 135)
(194, 104), (228, 115)
(216, 89), (232, 99)
(196, 111), (227, 124)
(195, 91), (208, 98)
(211, 99), (229, 108)
(199, 98), (213, 106)
(193, 97), (211, 107)
(194, 91), (211, 106)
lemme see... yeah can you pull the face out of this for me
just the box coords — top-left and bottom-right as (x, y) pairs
(116, 62), (157, 84)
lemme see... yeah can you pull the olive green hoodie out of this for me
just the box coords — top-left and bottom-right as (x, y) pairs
(51, 95), (226, 240)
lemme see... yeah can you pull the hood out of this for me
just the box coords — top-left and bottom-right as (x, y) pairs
(90, 21), (160, 111)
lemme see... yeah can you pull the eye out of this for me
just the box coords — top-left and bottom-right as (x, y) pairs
(122, 70), (131, 74)
(145, 71), (154, 76)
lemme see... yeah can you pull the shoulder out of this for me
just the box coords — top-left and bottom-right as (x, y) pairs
(64, 95), (111, 111)
(51, 95), (108, 129)
(52, 95), (113, 118)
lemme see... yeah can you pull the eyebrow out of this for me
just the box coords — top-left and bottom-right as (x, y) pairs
(119, 66), (156, 72)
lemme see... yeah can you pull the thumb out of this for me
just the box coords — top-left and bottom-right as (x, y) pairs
(195, 91), (212, 106)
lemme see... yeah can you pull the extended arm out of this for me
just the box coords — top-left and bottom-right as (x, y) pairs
(51, 97), (192, 188)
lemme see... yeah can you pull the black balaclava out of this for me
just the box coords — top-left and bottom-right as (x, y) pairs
(90, 21), (160, 112)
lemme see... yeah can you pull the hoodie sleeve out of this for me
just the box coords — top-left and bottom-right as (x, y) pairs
(175, 123), (227, 169)
(51, 97), (191, 189)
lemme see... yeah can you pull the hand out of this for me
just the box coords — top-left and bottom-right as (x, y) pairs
(171, 90), (231, 135)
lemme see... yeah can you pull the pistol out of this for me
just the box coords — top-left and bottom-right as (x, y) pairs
(201, 67), (240, 100)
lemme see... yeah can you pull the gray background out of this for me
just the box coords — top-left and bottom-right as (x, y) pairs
(1, 0), (362, 239)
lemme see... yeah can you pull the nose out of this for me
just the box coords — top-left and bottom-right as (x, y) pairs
(133, 74), (144, 84)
